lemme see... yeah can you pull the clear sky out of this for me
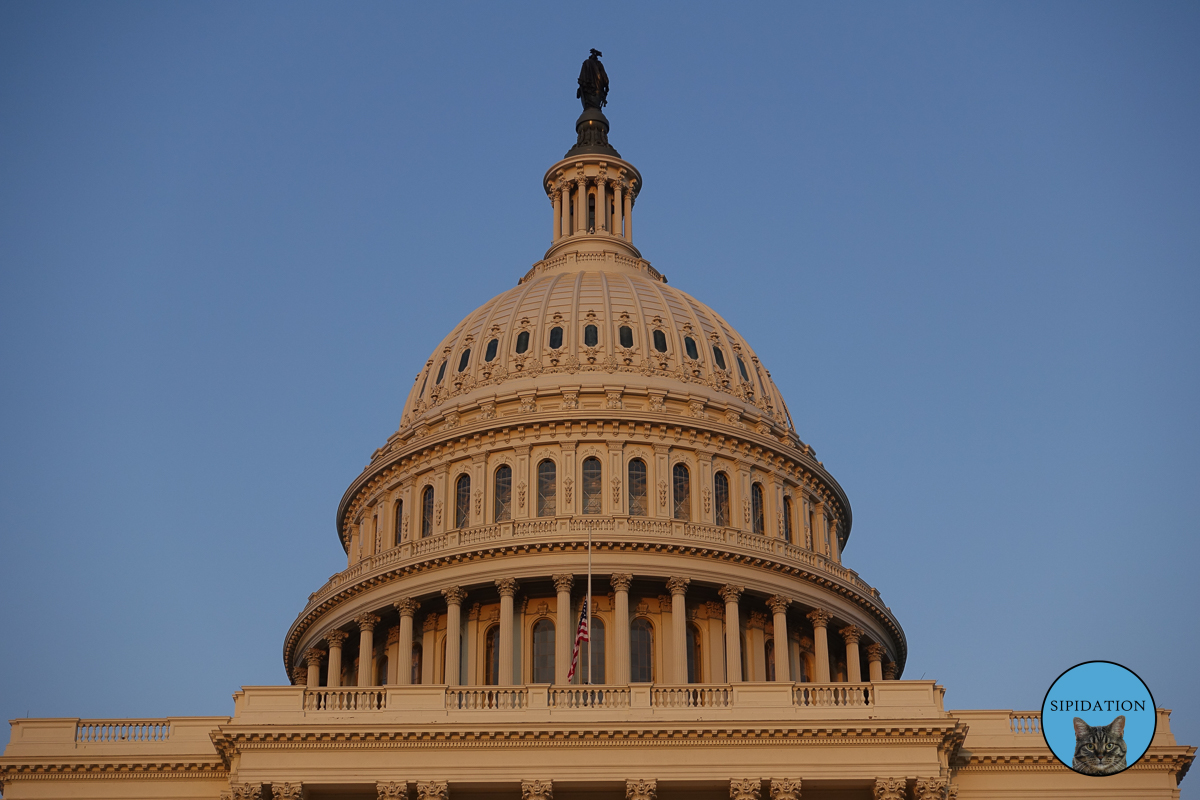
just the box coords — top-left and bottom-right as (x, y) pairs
(1, 0), (1197, 787)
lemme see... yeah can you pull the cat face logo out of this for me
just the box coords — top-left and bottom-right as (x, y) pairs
(1072, 715), (1127, 775)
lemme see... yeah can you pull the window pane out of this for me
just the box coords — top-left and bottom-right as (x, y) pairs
(532, 620), (555, 683)
(458, 349), (471, 372)
(628, 459), (648, 517)
(455, 474), (471, 529)
(737, 355), (750, 382)
(586, 618), (606, 684)
(630, 619), (653, 682)
(394, 500), (403, 544)
(752, 483), (765, 535)
(515, 331), (530, 354)
(436, 361), (447, 384)
(672, 463), (690, 521)
(538, 460), (557, 517)
(684, 336), (698, 360)
(619, 326), (633, 348)
(714, 472), (730, 527)
(584, 325), (598, 347)
(712, 346), (727, 371)
(686, 624), (700, 683)
(494, 465), (512, 522)
(783, 498), (793, 543)
(652, 329), (667, 353)
(582, 458), (603, 515)
(421, 487), (435, 538)
(549, 326), (563, 349)
(485, 338), (499, 362)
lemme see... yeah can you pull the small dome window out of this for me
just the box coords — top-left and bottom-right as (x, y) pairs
(484, 338), (499, 362)
(619, 326), (634, 348)
(684, 336), (698, 360)
(549, 326), (564, 349)
(736, 355), (750, 381)
(712, 345), (727, 371)
(652, 330), (667, 353)
(436, 360), (447, 384)
(583, 324), (598, 347)
(515, 331), (530, 354)
(457, 349), (471, 372)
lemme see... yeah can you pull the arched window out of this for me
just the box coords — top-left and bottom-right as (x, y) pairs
(652, 329), (668, 353)
(766, 638), (776, 682)
(672, 463), (690, 521)
(583, 617), (606, 684)
(783, 497), (794, 543)
(532, 619), (555, 683)
(421, 486), (435, 538)
(411, 643), (423, 684)
(627, 459), (648, 517)
(515, 331), (530, 354)
(684, 336), (699, 360)
(457, 349), (471, 372)
(376, 652), (388, 685)
(618, 326), (633, 348)
(393, 499), (403, 545)
(419, 370), (429, 396)
(537, 460), (556, 517)
(712, 345), (727, 371)
(686, 624), (702, 683)
(630, 618), (653, 683)
(583, 324), (598, 347)
(455, 474), (471, 529)
(484, 338), (499, 362)
(548, 326), (563, 349)
(736, 354), (750, 382)
(714, 472), (730, 527)
(752, 483), (765, 535)
(494, 465), (512, 521)
(436, 360), (447, 384)
(484, 626), (500, 685)
(582, 457), (603, 514)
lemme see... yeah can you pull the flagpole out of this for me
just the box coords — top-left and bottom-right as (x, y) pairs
(586, 521), (593, 686)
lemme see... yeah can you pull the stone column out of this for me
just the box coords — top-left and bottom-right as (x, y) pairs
(596, 177), (607, 232)
(840, 625), (862, 683)
(378, 782), (409, 799)
(355, 614), (380, 687)
(496, 578), (519, 685)
(325, 630), (348, 688)
(883, 662), (897, 681)
(612, 181), (624, 239)
(442, 587), (467, 686)
(624, 185), (634, 241)
(666, 577), (690, 683)
(872, 777), (906, 800)
(553, 574), (574, 684)
(769, 779), (801, 800)
(767, 595), (791, 682)
(719, 584), (743, 682)
(575, 177), (587, 234)
(829, 518), (841, 563)
(866, 643), (885, 682)
(416, 781), (448, 800)
(611, 573), (632, 684)
(560, 184), (571, 238)
(551, 190), (560, 242)
(729, 780), (760, 800)
(303, 648), (324, 688)
(394, 598), (419, 685)
(272, 782), (302, 800)
(521, 780), (553, 800)
(807, 609), (832, 683)
(913, 778), (950, 800)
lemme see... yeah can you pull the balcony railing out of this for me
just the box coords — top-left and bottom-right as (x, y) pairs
(1009, 711), (1041, 734)
(76, 720), (171, 742)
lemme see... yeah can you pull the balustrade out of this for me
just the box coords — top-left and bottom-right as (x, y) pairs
(549, 687), (630, 709)
(1010, 711), (1041, 734)
(651, 685), (732, 709)
(793, 684), (872, 708)
(446, 687), (528, 710)
(304, 689), (386, 711)
(76, 720), (170, 742)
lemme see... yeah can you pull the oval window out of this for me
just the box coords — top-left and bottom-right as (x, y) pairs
(515, 331), (530, 354)
(684, 336), (698, 360)
(484, 338), (499, 362)
(652, 330), (667, 353)
(736, 355), (750, 381)
(436, 360), (447, 384)
(584, 324), (598, 347)
(549, 326), (563, 349)
(712, 346), (727, 371)
(457, 349), (471, 372)
(619, 326), (633, 348)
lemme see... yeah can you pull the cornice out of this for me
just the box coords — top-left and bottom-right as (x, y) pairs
(0, 761), (227, 780)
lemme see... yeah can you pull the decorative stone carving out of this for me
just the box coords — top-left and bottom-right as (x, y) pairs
(626, 779), (657, 800)
(743, 497), (751, 524)
(416, 781), (448, 800)
(434, 500), (442, 527)
(563, 477), (573, 505)
(325, 629), (349, 648)
(303, 647), (325, 667)
(666, 577), (690, 595)
(443, 411), (459, 429)
(274, 784), (302, 800)
(730, 779), (761, 800)
(519, 395), (538, 413)
(871, 778), (905, 800)
(479, 401), (496, 420)
(748, 611), (768, 630)
(442, 586), (467, 606)
(606, 390), (623, 409)
(946, 786), (959, 800)
(719, 584), (743, 604)
(552, 573), (575, 592)
(467, 602), (481, 621)
(657, 480), (668, 508)
(648, 393), (666, 411)
(386, 626), (399, 645)
(702, 487), (711, 515)
(610, 573), (633, 592)
(561, 390), (578, 410)
(806, 609), (833, 628)
(611, 476), (621, 505)
(422, 614), (438, 633)
(688, 399), (707, 418)
(355, 613), (380, 632)
(725, 409), (742, 427)
(378, 782), (408, 799)
(839, 625), (862, 645)
(496, 577), (520, 597)
(883, 662), (897, 680)
(704, 601), (725, 619)
(769, 779), (801, 800)
(521, 780), (553, 800)
(866, 643), (886, 663)
(518, 480), (527, 509)
(913, 778), (950, 800)
(394, 597), (420, 617)
(230, 785), (262, 800)
(766, 594), (790, 614)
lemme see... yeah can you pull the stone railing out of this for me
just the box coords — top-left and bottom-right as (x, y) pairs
(76, 719), (171, 742)
(303, 689), (386, 711)
(794, 684), (872, 708)
(446, 687), (528, 710)
(651, 685), (732, 709)
(305, 516), (885, 617)
(1010, 711), (1041, 734)
(549, 686), (630, 709)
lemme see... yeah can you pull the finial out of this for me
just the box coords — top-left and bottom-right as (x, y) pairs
(566, 50), (619, 158)
(577, 49), (608, 110)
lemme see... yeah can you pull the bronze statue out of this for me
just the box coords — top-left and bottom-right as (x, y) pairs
(577, 49), (609, 110)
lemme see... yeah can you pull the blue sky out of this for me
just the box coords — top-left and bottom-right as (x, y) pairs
(1, 0), (1197, 787)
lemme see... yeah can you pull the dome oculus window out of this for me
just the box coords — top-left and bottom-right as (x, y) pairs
(484, 338), (499, 362)
(684, 336), (699, 360)
(736, 355), (750, 382)
(619, 326), (634, 348)
(457, 349), (471, 373)
(548, 326), (564, 349)
(435, 360), (447, 384)
(583, 324), (598, 347)
(712, 345), (727, 371)
(515, 331), (530, 354)
(652, 329), (667, 353)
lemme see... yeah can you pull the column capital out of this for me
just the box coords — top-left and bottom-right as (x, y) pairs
(324, 629), (349, 647)
(442, 586), (468, 606)
(272, 784), (302, 800)
(626, 779), (657, 800)
(866, 643), (886, 663)
(422, 613), (439, 633)
(806, 609), (833, 629)
(610, 573), (633, 592)
(883, 662), (897, 680)
(718, 584), (744, 604)
(394, 597), (420, 617)
(839, 625), (862, 645)
(416, 781), (449, 800)
(354, 613), (381, 632)
(769, 779), (801, 800)
(230, 784), (263, 800)
(872, 778), (906, 800)
(552, 574), (575, 593)
(496, 577), (520, 597)
(766, 594), (791, 614)
(303, 648), (325, 667)
(386, 626), (400, 645)
(914, 778), (950, 800)
(378, 782), (409, 799)
(666, 576), (690, 595)
(521, 779), (554, 800)
(730, 779), (761, 800)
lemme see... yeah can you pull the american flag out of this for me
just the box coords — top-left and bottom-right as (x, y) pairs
(565, 599), (590, 682)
